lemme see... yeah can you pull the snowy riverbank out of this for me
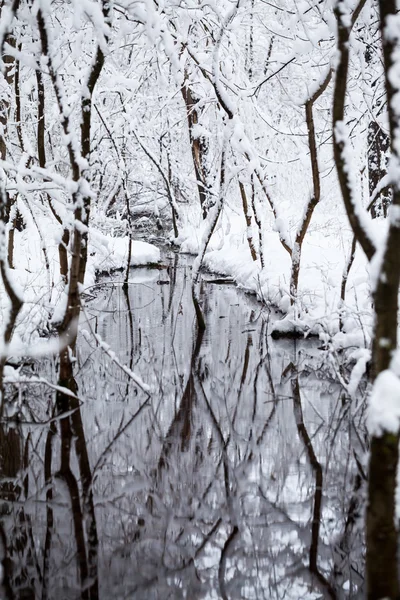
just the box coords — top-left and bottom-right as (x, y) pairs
(174, 206), (379, 355)
(1, 222), (160, 346)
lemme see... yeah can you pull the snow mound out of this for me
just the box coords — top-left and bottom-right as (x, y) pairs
(85, 230), (161, 287)
(368, 370), (400, 436)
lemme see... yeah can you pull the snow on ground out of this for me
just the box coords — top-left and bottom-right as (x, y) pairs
(2, 197), (380, 358)
(1, 217), (160, 346)
(175, 204), (377, 351)
(85, 229), (161, 288)
(368, 369), (400, 436)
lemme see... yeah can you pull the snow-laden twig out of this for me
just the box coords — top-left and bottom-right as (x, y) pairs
(3, 375), (80, 399)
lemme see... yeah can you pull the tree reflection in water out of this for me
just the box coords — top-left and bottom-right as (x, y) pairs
(0, 253), (366, 599)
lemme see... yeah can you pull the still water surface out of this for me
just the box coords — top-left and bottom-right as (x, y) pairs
(0, 252), (366, 599)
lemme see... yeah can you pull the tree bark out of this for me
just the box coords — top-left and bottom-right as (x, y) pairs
(181, 79), (209, 219)
(333, 1), (400, 596)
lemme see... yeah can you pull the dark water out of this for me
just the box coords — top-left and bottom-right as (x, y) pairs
(0, 252), (366, 599)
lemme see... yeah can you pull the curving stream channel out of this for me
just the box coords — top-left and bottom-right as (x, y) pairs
(0, 250), (366, 600)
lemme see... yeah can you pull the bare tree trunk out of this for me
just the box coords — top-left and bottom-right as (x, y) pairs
(124, 186), (133, 291)
(0, 0), (23, 420)
(339, 236), (356, 332)
(239, 181), (257, 261)
(333, 0), (374, 261)
(368, 121), (391, 218)
(246, 0), (254, 80)
(333, 1), (400, 597)
(36, 68), (69, 281)
(1, 33), (16, 269)
(364, 38), (391, 219)
(249, 175), (265, 268)
(192, 141), (227, 330)
(366, 3), (400, 596)
(7, 200), (14, 269)
(289, 70), (331, 305)
(181, 78), (209, 219)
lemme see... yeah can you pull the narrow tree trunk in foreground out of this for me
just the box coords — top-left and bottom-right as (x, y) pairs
(334, 1), (400, 597)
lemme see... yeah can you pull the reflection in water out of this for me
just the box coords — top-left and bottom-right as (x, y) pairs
(0, 253), (366, 599)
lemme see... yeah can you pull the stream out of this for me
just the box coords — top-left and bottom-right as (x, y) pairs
(0, 250), (366, 599)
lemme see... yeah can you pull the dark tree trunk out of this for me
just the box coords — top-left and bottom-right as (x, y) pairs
(368, 121), (391, 218)
(333, 0), (400, 597)
(181, 81), (210, 219)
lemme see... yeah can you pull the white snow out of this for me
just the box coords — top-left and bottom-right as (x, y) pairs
(85, 232), (161, 288)
(0, 213), (160, 347)
(368, 370), (400, 437)
(176, 204), (374, 345)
